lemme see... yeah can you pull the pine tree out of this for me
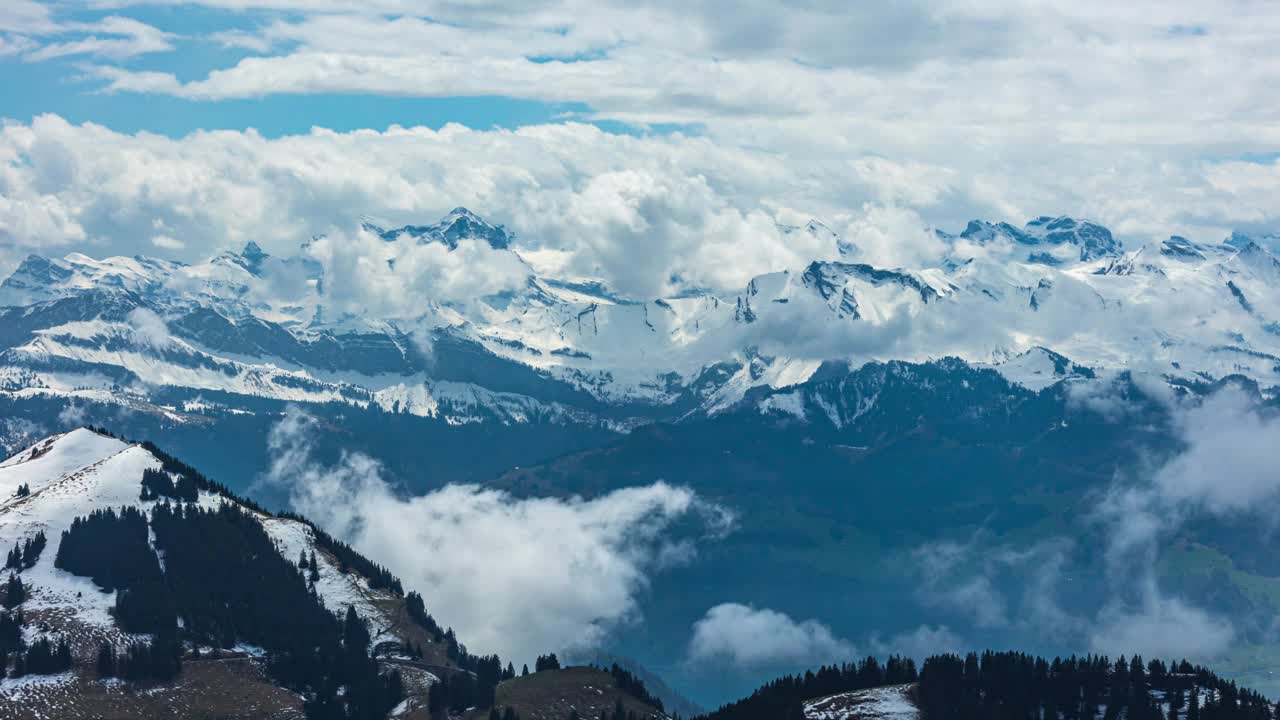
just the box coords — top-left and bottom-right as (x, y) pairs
(3, 573), (25, 609)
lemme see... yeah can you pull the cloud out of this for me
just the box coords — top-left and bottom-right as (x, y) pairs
(0, 114), (905, 296)
(1088, 584), (1235, 660)
(260, 407), (734, 664)
(126, 307), (173, 348)
(868, 625), (964, 661)
(1153, 388), (1280, 514)
(687, 603), (855, 668)
(302, 226), (530, 317)
(911, 537), (1080, 638)
(908, 387), (1280, 664)
(150, 234), (184, 250)
(66, 1), (1280, 237)
(23, 16), (174, 62)
(56, 402), (87, 427)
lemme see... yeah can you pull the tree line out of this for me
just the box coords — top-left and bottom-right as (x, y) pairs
(917, 651), (1276, 720)
(54, 500), (404, 717)
(4, 530), (46, 570)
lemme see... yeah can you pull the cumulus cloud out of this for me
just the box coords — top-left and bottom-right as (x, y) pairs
(2, 104), (1279, 304)
(259, 407), (734, 664)
(302, 227), (530, 317)
(0, 2), (1277, 299)
(0, 115), (914, 296)
(688, 603), (855, 668)
(47, 1), (1278, 241)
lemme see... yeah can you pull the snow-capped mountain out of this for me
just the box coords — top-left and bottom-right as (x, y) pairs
(0, 209), (1277, 438)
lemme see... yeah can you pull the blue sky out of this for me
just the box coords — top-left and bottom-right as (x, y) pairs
(0, 4), (603, 137)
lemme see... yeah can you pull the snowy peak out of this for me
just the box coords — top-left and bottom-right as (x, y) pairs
(1023, 216), (1119, 261)
(954, 216), (1120, 262)
(801, 261), (941, 306)
(1161, 235), (1208, 262)
(1224, 240), (1280, 284)
(780, 218), (856, 256)
(2, 255), (75, 292)
(1226, 229), (1280, 251)
(239, 241), (269, 274)
(369, 207), (513, 250)
(958, 219), (1031, 245)
(0, 253), (173, 306)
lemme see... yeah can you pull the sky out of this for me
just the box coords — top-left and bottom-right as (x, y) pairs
(1, 0), (1279, 288)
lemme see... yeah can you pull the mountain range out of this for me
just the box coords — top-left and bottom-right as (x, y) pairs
(1, 208), (1277, 444)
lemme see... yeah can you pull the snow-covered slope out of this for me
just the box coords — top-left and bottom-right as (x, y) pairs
(0, 429), (440, 712)
(804, 684), (919, 720)
(1, 430), (417, 638)
(1, 210), (1277, 434)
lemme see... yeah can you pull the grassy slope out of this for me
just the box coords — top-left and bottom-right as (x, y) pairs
(463, 667), (667, 720)
(1158, 543), (1280, 697)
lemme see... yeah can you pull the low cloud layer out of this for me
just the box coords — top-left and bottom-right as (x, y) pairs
(908, 386), (1280, 663)
(1153, 388), (1280, 514)
(688, 603), (855, 668)
(260, 407), (733, 664)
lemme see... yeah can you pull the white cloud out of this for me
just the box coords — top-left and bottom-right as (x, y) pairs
(1, 104), (1279, 301)
(260, 407), (734, 665)
(0, 115), (901, 295)
(0, 1), (57, 34)
(74, 2), (1280, 201)
(126, 307), (173, 348)
(687, 603), (855, 668)
(1153, 388), (1280, 514)
(1088, 588), (1235, 660)
(56, 402), (87, 427)
(302, 226), (530, 317)
(150, 233), (184, 250)
(23, 15), (174, 62)
(868, 625), (964, 661)
(0, 2), (1275, 288)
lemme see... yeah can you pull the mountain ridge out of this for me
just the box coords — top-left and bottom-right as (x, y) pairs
(1, 209), (1277, 454)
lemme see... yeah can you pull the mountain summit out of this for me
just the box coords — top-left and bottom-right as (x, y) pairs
(365, 207), (514, 250)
